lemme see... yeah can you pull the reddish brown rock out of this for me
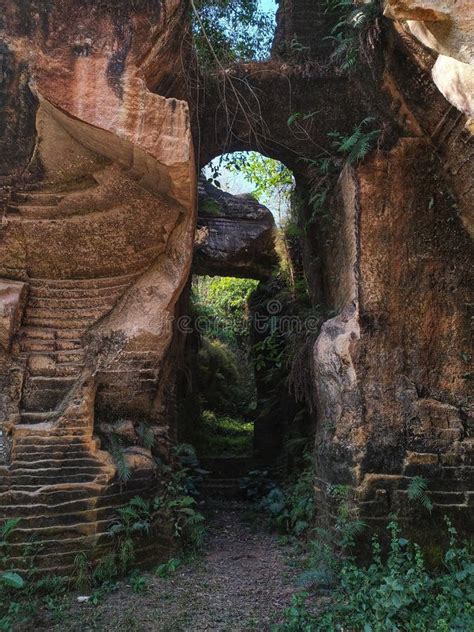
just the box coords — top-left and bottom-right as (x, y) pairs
(0, 280), (27, 351)
(0, 0), (472, 572)
(313, 138), (473, 539)
(0, 0), (195, 573)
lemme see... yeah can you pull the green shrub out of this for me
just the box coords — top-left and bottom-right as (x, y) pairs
(192, 275), (258, 346)
(240, 469), (278, 502)
(260, 467), (316, 538)
(0, 517), (68, 631)
(155, 557), (182, 579)
(196, 337), (249, 415)
(274, 518), (474, 631)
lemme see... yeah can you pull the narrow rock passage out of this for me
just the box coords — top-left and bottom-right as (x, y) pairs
(53, 501), (299, 632)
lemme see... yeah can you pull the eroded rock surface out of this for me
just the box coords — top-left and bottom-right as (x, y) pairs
(0, 0), (194, 573)
(194, 179), (278, 279)
(385, 0), (474, 116)
(0, 0), (473, 572)
(313, 139), (473, 541)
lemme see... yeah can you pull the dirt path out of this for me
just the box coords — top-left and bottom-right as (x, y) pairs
(51, 501), (299, 632)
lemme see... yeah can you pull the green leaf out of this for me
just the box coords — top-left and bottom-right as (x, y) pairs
(287, 112), (301, 126)
(1, 571), (25, 589)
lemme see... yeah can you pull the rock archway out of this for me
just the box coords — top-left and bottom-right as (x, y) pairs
(0, 0), (472, 571)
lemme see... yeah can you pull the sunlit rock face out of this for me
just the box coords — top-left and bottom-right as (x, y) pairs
(385, 0), (474, 117)
(0, 0), (195, 572)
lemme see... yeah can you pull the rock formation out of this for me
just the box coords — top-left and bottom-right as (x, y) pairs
(196, 0), (473, 541)
(0, 0), (472, 571)
(0, 0), (195, 572)
(385, 0), (474, 116)
(194, 179), (278, 280)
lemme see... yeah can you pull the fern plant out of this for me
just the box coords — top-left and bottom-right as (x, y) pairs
(325, 0), (382, 71)
(137, 422), (155, 450)
(108, 434), (131, 484)
(328, 116), (380, 164)
(408, 476), (434, 513)
(275, 519), (474, 631)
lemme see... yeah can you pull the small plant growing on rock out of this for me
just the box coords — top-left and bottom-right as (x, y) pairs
(408, 475), (433, 513)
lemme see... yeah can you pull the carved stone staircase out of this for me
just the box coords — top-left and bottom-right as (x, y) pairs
(14, 273), (142, 425)
(7, 177), (98, 220)
(0, 414), (161, 574)
(1, 272), (152, 574)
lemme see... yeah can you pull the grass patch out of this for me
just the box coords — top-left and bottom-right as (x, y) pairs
(192, 410), (254, 456)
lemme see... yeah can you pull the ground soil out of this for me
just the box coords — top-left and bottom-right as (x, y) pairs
(39, 501), (301, 631)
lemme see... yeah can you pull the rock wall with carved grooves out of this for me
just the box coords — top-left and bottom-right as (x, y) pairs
(0, 0), (194, 572)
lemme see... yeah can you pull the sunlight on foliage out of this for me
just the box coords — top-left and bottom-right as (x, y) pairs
(192, 0), (275, 68)
(193, 275), (258, 345)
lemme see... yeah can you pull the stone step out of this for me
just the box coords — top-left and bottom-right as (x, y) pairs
(20, 349), (85, 366)
(6, 538), (167, 574)
(14, 429), (91, 441)
(0, 483), (105, 505)
(25, 306), (109, 320)
(9, 506), (120, 531)
(12, 448), (95, 462)
(200, 456), (256, 478)
(28, 295), (118, 309)
(21, 392), (65, 413)
(18, 339), (57, 353)
(14, 434), (91, 446)
(23, 375), (77, 389)
(28, 285), (129, 300)
(12, 191), (64, 205)
(0, 481), (152, 513)
(19, 412), (54, 425)
(7, 519), (112, 543)
(20, 326), (84, 340)
(17, 327), (56, 341)
(9, 463), (103, 476)
(19, 338), (83, 352)
(23, 315), (92, 330)
(28, 272), (141, 291)
(4, 471), (107, 487)
(22, 358), (84, 376)
(202, 478), (242, 498)
(6, 535), (102, 559)
(10, 457), (102, 470)
(1, 491), (139, 518)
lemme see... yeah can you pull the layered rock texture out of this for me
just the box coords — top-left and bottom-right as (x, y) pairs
(194, 179), (278, 279)
(0, 0), (195, 572)
(385, 0), (474, 117)
(0, 0), (473, 571)
(313, 143), (473, 542)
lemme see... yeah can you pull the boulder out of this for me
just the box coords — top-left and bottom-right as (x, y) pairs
(194, 179), (278, 280)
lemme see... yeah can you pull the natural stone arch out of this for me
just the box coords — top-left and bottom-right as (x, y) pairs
(0, 0), (472, 573)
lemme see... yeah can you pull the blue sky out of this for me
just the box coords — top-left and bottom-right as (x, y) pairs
(259, 0), (277, 13)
